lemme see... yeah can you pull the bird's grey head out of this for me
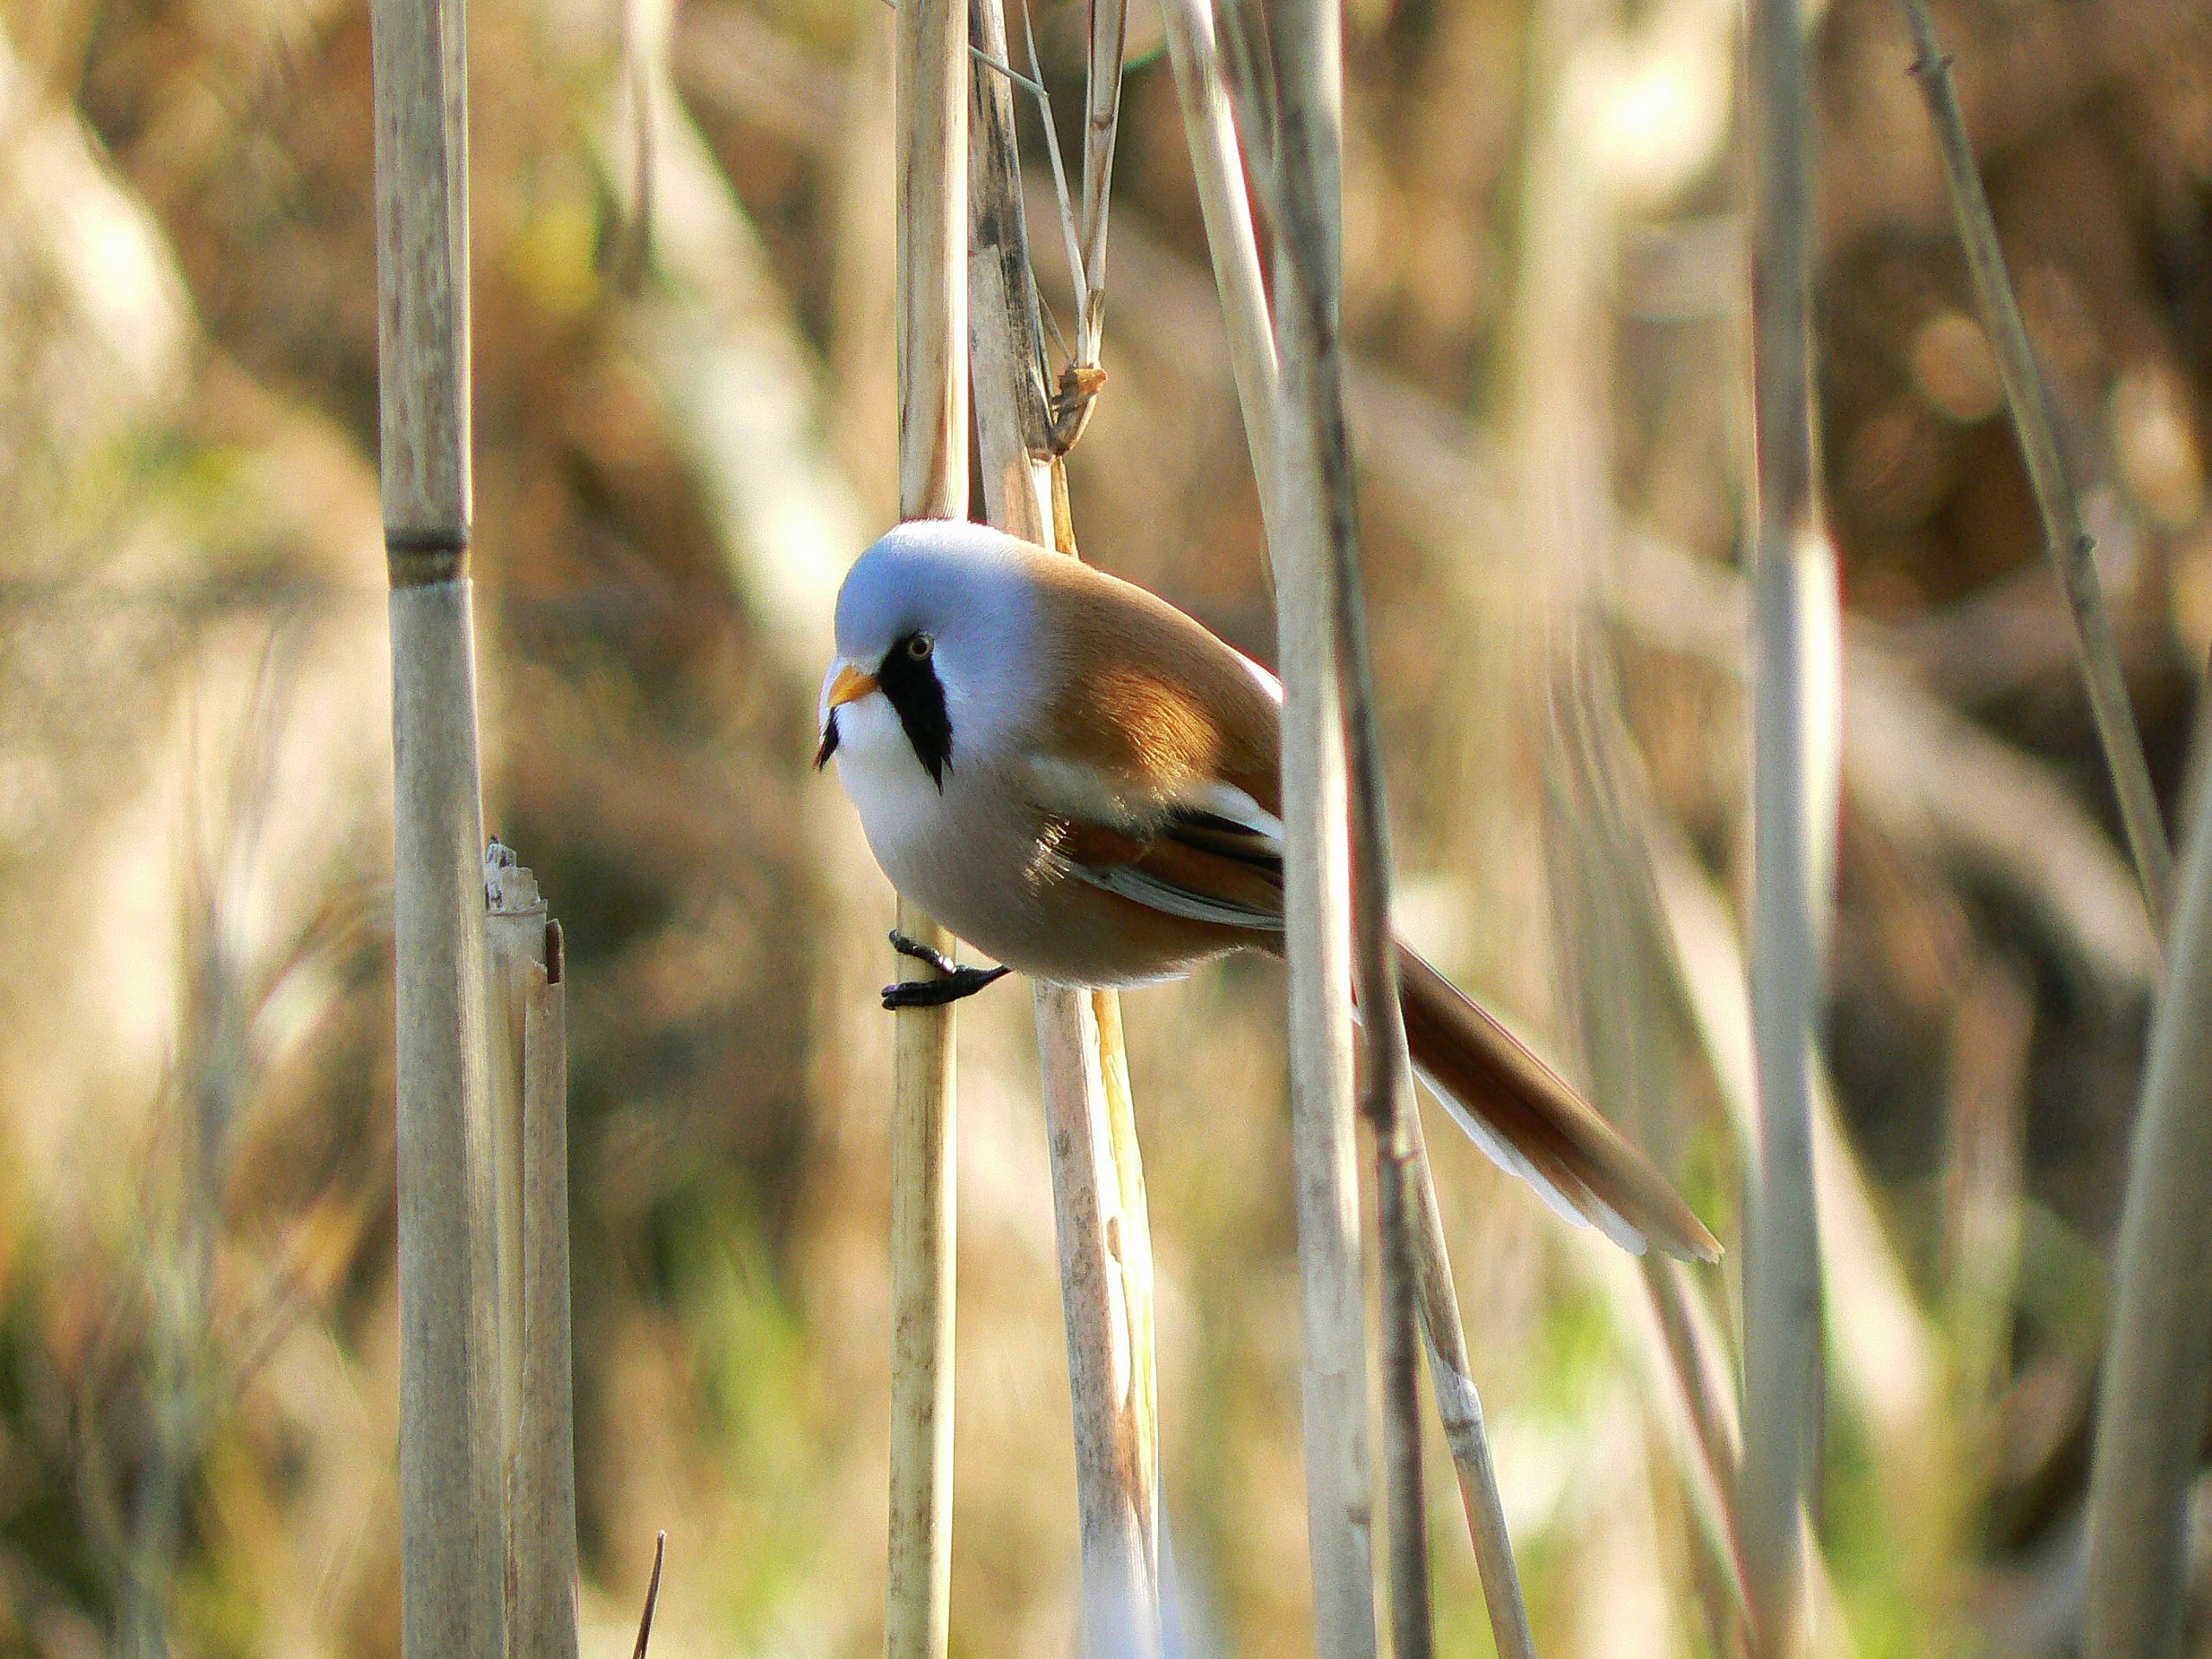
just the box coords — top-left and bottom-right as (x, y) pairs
(816, 519), (1039, 786)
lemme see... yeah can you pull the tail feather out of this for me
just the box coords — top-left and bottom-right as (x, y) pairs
(1396, 946), (1721, 1264)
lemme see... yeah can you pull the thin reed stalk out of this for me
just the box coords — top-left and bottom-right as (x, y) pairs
(1407, 1103), (1537, 1659)
(1898, 0), (2171, 923)
(1072, 0), (1128, 369)
(887, 0), (968, 1650)
(1155, 0), (1281, 540)
(2082, 736), (2212, 1658)
(367, 0), (503, 1653)
(964, 5), (1163, 1644)
(1738, 0), (1837, 1645)
(1260, 1), (1378, 1653)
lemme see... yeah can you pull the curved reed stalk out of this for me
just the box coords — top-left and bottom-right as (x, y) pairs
(2082, 750), (2212, 1658)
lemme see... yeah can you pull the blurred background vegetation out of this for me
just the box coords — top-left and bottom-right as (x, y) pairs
(0, 0), (2206, 1651)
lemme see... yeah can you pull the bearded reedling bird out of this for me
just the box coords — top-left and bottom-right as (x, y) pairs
(815, 518), (1719, 1263)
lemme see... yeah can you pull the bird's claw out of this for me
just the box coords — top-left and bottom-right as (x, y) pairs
(882, 931), (1011, 1008)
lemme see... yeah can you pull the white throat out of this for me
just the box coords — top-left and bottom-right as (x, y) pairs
(828, 689), (951, 872)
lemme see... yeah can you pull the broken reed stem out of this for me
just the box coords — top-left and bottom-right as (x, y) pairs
(1739, 0), (1836, 1649)
(1898, 0), (2171, 924)
(1262, 0), (1380, 1653)
(367, 0), (504, 1654)
(483, 855), (582, 1659)
(2082, 735), (2212, 1657)
(964, 3), (1162, 1645)
(483, 846), (537, 1548)
(631, 1532), (668, 1659)
(887, 0), (968, 1649)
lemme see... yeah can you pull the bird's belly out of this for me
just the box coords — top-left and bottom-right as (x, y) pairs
(846, 766), (1242, 988)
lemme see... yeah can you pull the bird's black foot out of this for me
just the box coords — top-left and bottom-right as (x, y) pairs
(882, 931), (1012, 1009)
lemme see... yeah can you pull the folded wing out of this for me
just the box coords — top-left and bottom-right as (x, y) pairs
(1019, 547), (1717, 1262)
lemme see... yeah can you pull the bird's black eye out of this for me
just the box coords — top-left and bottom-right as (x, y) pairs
(906, 632), (934, 660)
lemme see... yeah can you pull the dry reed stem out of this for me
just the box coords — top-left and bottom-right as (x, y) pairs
(387, 588), (502, 1659)
(482, 864), (582, 1659)
(1898, 0), (2172, 923)
(1407, 1103), (1538, 1659)
(1262, 0), (1380, 1653)
(1287, 111), (1435, 1659)
(2082, 728), (2212, 1657)
(1073, 0), (1129, 367)
(1154, 0), (1282, 543)
(965, 5), (1163, 1643)
(1740, 0), (1836, 1649)
(1266, 0), (1451, 1647)
(483, 845), (539, 1484)
(887, 0), (968, 1650)
(1160, 4), (1528, 1638)
(631, 1532), (668, 1659)
(367, 0), (503, 1652)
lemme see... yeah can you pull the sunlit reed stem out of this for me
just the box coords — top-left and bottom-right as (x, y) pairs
(1155, 0), (1281, 538)
(887, 0), (968, 1649)
(1738, 0), (1837, 1649)
(367, 0), (504, 1652)
(965, 3), (1162, 1643)
(1262, 0), (1380, 1651)
(1273, 43), (1435, 1659)
(1164, 3), (1531, 1641)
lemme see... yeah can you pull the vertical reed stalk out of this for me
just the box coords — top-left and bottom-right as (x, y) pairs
(1738, 0), (1836, 1649)
(966, 7), (1162, 1647)
(368, 0), (503, 1653)
(2082, 738), (2212, 1659)
(1263, 0), (1378, 1652)
(1897, 0), (2171, 922)
(887, 0), (968, 1653)
(1269, 34), (1434, 1658)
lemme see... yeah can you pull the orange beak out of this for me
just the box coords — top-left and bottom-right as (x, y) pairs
(825, 664), (879, 710)
(816, 663), (880, 770)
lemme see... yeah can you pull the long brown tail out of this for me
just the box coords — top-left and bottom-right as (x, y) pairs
(1396, 946), (1720, 1263)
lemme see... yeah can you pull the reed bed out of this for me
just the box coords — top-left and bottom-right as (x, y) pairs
(13, 0), (2212, 1656)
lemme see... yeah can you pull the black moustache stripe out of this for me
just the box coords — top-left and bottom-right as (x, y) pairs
(879, 634), (953, 788)
(814, 711), (840, 770)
